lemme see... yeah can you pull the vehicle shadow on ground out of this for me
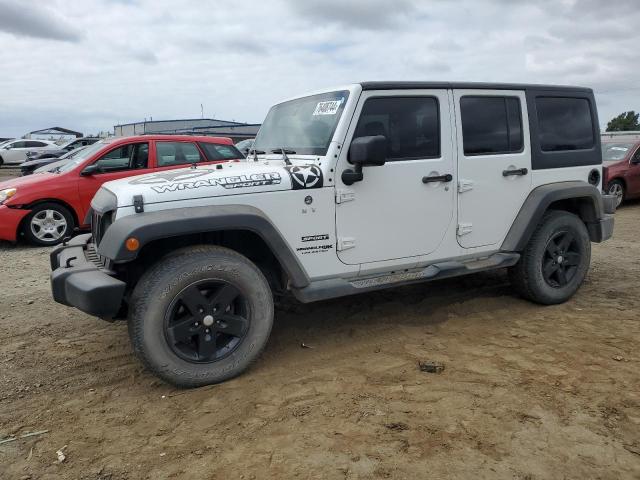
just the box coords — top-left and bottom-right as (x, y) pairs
(271, 269), (515, 340)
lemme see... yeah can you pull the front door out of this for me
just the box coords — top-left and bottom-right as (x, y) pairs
(454, 90), (532, 249)
(77, 141), (152, 222)
(335, 89), (455, 265)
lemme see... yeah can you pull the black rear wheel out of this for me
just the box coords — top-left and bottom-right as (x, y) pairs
(509, 211), (591, 305)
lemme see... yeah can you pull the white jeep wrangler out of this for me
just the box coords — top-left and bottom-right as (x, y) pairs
(50, 82), (616, 387)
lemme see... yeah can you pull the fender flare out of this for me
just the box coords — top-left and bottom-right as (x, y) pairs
(501, 181), (612, 251)
(97, 204), (310, 288)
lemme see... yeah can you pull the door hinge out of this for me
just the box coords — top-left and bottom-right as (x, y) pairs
(335, 189), (355, 204)
(458, 179), (474, 193)
(457, 223), (473, 236)
(337, 237), (356, 251)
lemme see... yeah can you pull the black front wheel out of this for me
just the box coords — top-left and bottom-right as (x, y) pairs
(128, 245), (274, 387)
(509, 211), (591, 305)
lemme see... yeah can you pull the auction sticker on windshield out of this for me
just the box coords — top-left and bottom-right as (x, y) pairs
(313, 99), (343, 115)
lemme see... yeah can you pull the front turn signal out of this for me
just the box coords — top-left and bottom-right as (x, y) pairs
(125, 237), (140, 252)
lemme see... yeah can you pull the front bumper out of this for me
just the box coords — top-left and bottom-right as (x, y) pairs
(50, 233), (126, 318)
(0, 205), (30, 242)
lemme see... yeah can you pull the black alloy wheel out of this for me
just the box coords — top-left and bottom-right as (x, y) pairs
(542, 231), (582, 288)
(165, 280), (249, 363)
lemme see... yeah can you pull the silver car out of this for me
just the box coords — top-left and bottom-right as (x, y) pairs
(0, 139), (58, 165)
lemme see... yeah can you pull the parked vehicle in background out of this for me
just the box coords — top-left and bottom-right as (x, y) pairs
(235, 138), (254, 157)
(49, 82), (615, 388)
(25, 137), (100, 162)
(0, 135), (241, 246)
(602, 136), (640, 207)
(0, 139), (58, 165)
(21, 146), (89, 176)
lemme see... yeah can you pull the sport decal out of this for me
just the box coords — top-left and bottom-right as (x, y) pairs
(286, 165), (323, 190)
(147, 172), (282, 193)
(301, 234), (330, 242)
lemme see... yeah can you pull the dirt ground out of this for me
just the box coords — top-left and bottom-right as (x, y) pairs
(0, 166), (639, 479)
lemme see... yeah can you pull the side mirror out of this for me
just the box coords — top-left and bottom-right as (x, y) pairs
(80, 164), (100, 176)
(342, 135), (387, 185)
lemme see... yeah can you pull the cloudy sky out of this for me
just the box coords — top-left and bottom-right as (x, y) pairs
(0, 0), (638, 137)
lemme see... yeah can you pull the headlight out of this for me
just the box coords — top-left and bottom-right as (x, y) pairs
(0, 188), (17, 204)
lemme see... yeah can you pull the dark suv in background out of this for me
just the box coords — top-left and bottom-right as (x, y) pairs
(602, 134), (640, 207)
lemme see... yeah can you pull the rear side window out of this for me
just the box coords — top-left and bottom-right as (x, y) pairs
(198, 142), (242, 161)
(460, 96), (523, 155)
(353, 97), (440, 160)
(156, 142), (203, 167)
(535, 97), (594, 152)
(26, 141), (48, 147)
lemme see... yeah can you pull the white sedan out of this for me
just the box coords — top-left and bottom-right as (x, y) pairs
(0, 139), (58, 165)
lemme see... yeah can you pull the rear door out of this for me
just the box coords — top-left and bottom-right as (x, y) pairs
(454, 90), (532, 248)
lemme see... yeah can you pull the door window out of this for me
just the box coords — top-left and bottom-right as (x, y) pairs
(353, 97), (440, 160)
(26, 141), (48, 148)
(198, 142), (242, 161)
(460, 96), (523, 155)
(94, 143), (149, 172)
(156, 142), (203, 166)
(10, 141), (27, 148)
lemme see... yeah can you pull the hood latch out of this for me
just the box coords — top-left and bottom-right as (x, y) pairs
(133, 195), (144, 213)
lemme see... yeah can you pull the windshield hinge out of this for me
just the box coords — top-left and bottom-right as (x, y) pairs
(335, 189), (355, 204)
(133, 195), (144, 213)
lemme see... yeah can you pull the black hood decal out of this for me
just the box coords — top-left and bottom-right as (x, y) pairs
(286, 165), (323, 190)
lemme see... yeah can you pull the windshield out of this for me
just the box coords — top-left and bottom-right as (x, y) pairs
(603, 142), (635, 161)
(57, 141), (109, 173)
(253, 90), (349, 156)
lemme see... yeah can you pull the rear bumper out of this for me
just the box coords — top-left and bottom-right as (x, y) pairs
(0, 205), (30, 242)
(50, 234), (126, 318)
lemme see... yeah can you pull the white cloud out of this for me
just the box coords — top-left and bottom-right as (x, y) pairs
(0, 0), (638, 136)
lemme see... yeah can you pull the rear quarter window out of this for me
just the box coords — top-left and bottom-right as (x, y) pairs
(536, 97), (595, 152)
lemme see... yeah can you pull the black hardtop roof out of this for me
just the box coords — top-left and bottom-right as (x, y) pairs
(360, 81), (592, 93)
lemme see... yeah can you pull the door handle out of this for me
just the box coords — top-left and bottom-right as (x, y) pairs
(422, 173), (453, 184)
(502, 168), (528, 177)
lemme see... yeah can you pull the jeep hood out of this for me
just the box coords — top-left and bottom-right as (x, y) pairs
(102, 161), (325, 208)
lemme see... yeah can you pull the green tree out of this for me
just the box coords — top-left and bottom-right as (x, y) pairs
(606, 111), (640, 132)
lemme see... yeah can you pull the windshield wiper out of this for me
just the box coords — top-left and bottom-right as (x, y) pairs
(249, 148), (266, 162)
(271, 148), (295, 166)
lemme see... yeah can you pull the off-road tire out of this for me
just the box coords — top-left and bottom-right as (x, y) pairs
(509, 210), (591, 305)
(128, 245), (274, 388)
(23, 202), (75, 246)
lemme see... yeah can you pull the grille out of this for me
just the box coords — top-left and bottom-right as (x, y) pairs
(91, 210), (113, 247)
(85, 242), (107, 268)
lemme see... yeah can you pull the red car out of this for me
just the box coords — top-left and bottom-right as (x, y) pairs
(603, 136), (640, 207)
(0, 135), (242, 245)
